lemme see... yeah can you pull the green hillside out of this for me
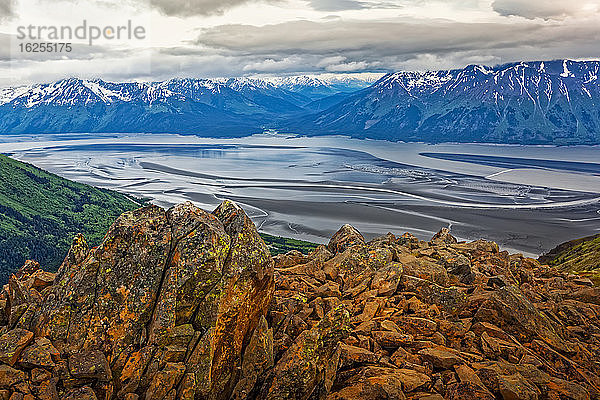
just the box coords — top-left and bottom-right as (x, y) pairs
(0, 154), (141, 282)
(0, 154), (319, 283)
(539, 234), (600, 284)
(260, 232), (319, 255)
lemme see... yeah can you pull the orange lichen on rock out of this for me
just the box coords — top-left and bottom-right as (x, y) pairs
(1, 204), (600, 400)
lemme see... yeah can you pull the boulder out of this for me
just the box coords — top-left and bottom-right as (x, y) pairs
(3, 201), (274, 400)
(0, 365), (25, 388)
(260, 306), (350, 400)
(0, 329), (33, 366)
(327, 225), (365, 254)
(1, 203), (600, 400)
(418, 346), (467, 370)
(430, 228), (458, 245)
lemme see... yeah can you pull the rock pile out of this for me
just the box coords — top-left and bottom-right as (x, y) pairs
(271, 225), (600, 399)
(0, 203), (599, 400)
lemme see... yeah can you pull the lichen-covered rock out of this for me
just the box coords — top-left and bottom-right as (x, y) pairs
(430, 228), (458, 245)
(232, 316), (274, 400)
(2, 212), (600, 400)
(259, 306), (351, 400)
(0, 201), (274, 400)
(0, 329), (33, 366)
(327, 224), (365, 254)
(0, 365), (25, 388)
(267, 224), (600, 400)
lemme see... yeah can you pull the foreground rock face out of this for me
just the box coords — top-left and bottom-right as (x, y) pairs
(1, 202), (600, 400)
(0, 201), (275, 400)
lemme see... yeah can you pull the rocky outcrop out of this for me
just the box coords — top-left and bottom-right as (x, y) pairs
(271, 227), (600, 400)
(1, 202), (600, 400)
(0, 201), (274, 400)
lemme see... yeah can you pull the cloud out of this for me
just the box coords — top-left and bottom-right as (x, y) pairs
(195, 18), (600, 74)
(308, 0), (366, 11)
(316, 55), (370, 71)
(198, 20), (548, 55)
(492, 0), (599, 19)
(3, 0), (600, 84)
(316, 55), (346, 67)
(242, 56), (301, 72)
(325, 60), (368, 71)
(147, 0), (281, 16)
(0, 0), (15, 20)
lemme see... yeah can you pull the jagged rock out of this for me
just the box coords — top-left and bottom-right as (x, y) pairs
(68, 350), (111, 381)
(431, 228), (458, 245)
(327, 224), (365, 254)
(371, 262), (403, 296)
(497, 373), (540, 400)
(418, 346), (467, 370)
(259, 306), (350, 400)
(14, 261), (40, 281)
(26, 271), (55, 290)
(18, 338), (58, 369)
(64, 386), (97, 400)
(0, 329), (33, 366)
(339, 343), (379, 368)
(232, 316), (274, 400)
(475, 285), (573, 354)
(2, 203), (600, 400)
(397, 254), (449, 286)
(437, 251), (474, 284)
(0, 201), (274, 400)
(145, 362), (185, 400)
(329, 367), (416, 399)
(0, 365), (25, 388)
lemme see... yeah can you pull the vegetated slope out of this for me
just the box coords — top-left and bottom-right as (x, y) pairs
(259, 232), (319, 255)
(293, 59), (600, 145)
(539, 233), (600, 283)
(0, 154), (317, 281)
(0, 154), (141, 281)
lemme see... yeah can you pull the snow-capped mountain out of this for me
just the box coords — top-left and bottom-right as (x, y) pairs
(293, 60), (600, 145)
(0, 74), (378, 109)
(0, 75), (379, 135)
(2, 62), (600, 144)
(265, 73), (380, 100)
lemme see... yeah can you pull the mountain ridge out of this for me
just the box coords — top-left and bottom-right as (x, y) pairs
(295, 59), (600, 145)
(2, 60), (600, 144)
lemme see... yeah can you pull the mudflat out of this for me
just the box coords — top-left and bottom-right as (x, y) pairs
(2, 133), (599, 256)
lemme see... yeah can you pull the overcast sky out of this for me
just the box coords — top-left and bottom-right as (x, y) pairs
(0, 0), (599, 85)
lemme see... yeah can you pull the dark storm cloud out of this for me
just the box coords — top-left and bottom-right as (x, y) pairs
(198, 20), (546, 55)
(194, 18), (600, 73)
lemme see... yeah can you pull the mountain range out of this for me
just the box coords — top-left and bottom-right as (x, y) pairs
(1, 60), (600, 144)
(296, 60), (600, 145)
(0, 74), (379, 137)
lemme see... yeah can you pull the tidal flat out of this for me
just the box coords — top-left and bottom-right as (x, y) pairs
(2, 133), (599, 256)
